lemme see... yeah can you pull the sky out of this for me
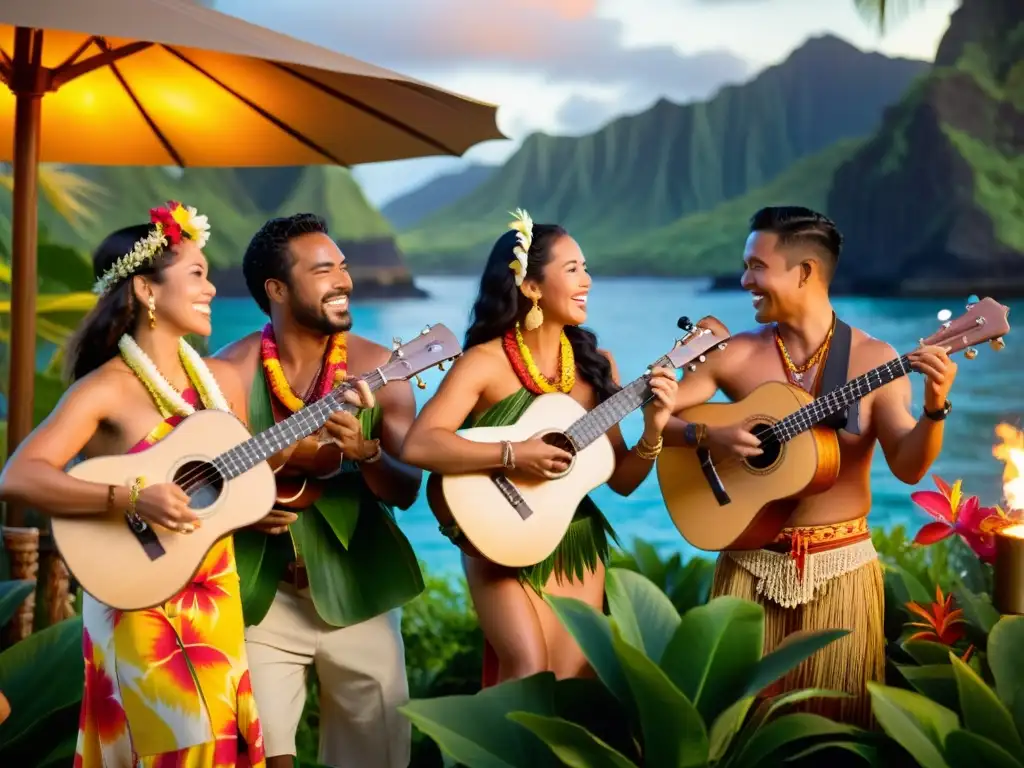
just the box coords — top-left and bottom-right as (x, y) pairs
(211, 0), (960, 207)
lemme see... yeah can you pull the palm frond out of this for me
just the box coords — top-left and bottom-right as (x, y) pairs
(854, 0), (931, 34)
(0, 164), (105, 229)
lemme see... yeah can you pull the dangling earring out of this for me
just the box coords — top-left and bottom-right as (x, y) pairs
(147, 295), (157, 330)
(524, 297), (544, 331)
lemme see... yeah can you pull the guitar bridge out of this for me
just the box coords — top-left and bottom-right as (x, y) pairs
(492, 474), (534, 521)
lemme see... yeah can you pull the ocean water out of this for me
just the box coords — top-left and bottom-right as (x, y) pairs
(208, 276), (1023, 575)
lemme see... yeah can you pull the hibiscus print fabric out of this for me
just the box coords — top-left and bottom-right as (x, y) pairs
(74, 392), (265, 767)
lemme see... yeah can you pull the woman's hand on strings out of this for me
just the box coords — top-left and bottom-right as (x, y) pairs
(642, 366), (680, 434)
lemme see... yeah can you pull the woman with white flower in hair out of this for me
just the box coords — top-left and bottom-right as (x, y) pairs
(402, 211), (679, 686)
(0, 202), (273, 767)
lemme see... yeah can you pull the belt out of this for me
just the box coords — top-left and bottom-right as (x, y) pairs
(764, 517), (870, 580)
(284, 561), (309, 590)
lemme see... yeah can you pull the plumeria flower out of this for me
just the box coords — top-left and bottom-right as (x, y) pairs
(507, 207), (533, 286)
(911, 475), (1005, 562)
(905, 584), (966, 645)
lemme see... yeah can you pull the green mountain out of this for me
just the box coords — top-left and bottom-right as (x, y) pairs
(25, 165), (392, 271)
(398, 35), (930, 273)
(382, 163), (497, 229)
(826, 0), (1024, 295)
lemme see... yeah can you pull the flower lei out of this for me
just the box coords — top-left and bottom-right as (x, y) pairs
(508, 208), (533, 286)
(118, 334), (230, 418)
(260, 323), (348, 412)
(502, 325), (575, 395)
(94, 201), (212, 296)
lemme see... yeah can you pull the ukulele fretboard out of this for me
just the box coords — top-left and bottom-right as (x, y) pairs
(565, 354), (671, 449)
(211, 368), (387, 480)
(766, 353), (912, 444)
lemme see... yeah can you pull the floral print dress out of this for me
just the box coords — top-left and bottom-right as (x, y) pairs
(74, 389), (265, 768)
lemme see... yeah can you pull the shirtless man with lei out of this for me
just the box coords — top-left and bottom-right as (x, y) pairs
(666, 206), (957, 726)
(215, 213), (422, 768)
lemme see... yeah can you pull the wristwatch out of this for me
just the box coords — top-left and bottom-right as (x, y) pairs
(923, 400), (952, 422)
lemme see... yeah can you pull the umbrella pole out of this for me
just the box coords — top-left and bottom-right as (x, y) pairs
(5, 28), (44, 529)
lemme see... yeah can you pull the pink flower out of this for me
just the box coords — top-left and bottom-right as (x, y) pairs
(911, 475), (1005, 563)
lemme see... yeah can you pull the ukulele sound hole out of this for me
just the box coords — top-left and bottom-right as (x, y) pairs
(745, 422), (782, 471)
(540, 431), (577, 479)
(174, 460), (225, 511)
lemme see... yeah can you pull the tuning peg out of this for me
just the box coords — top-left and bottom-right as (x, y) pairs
(421, 326), (431, 335)
(717, 342), (728, 351)
(991, 338), (1006, 351)
(688, 363), (698, 372)
(437, 361), (447, 372)
(414, 375), (427, 390)
(967, 294), (979, 308)
(964, 347), (978, 360)
(677, 316), (693, 331)
(391, 336), (402, 350)
(698, 355), (706, 363)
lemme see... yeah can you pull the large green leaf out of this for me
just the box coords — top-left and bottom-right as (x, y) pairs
(604, 567), (680, 663)
(314, 481), (361, 550)
(0, 580), (34, 626)
(897, 664), (960, 713)
(866, 682), (954, 768)
(660, 596), (763, 725)
(707, 695), (755, 763)
(949, 652), (1024, 756)
(883, 562), (932, 604)
(546, 594), (630, 704)
(954, 586), (1001, 639)
(507, 712), (638, 768)
(611, 624), (708, 768)
(668, 555), (715, 614)
(400, 672), (559, 768)
(903, 640), (960, 666)
(943, 729), (1024, 768)
(731, 712), (864, 768)
(742, 628), (850, 698)
(987, 615), (1024, 732)
(727, 688), (853, 760)
(784, 740), (880, 764)
(233, 527), (292, 627)
(0, 616), (84, 754)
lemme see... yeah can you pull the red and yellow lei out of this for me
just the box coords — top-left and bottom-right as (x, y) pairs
(260, 322), (348, 412)
(502, 325), (575, 395)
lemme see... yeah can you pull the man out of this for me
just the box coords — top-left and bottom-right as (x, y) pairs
(667, 206), (956, 726)
(215, 213), (424, 768)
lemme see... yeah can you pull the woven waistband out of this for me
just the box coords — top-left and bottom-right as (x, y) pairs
(765, 517), (869, 581)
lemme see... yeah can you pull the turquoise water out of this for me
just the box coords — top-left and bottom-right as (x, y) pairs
(208, 277), (1022, 575)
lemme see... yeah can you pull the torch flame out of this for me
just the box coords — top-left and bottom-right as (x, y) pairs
(993, 423), (1024, 511)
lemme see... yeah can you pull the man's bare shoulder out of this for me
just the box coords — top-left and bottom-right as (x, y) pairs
(347, 332), (392, 372)
(212, 331), (260, 364)
(851, 328), (900, 368)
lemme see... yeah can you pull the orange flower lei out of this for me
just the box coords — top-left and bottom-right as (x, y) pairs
(260, 323), (348, 412)
(503, 324), (575, 394)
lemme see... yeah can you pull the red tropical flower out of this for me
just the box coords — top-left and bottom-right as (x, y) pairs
(905, 585), (966, 645)
(911, 475), (1006, 562)
(81, 630), (128, 744)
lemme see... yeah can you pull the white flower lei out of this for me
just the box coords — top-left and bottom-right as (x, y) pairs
(118, 334), (230, 416)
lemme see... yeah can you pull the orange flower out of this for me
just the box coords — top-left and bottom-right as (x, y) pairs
(905, 584), (966, 645)
(260, 323), (347, 411)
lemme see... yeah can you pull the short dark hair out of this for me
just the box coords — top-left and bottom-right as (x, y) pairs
(749, 206), (842, 275)
(242, 213), (329, 315)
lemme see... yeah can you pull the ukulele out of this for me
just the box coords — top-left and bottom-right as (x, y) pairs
(52, 324), (461, 611)
(657, 297), (1010, 551)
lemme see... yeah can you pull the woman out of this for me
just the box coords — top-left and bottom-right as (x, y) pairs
(0, 203), (325, 767)
(401, 210), (678, 684)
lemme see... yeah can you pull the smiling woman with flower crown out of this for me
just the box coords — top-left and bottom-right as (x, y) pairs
(0, 202), (286, 767)
(401, 211), (680, 685)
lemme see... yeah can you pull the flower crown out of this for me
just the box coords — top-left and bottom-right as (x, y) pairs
(93, 201), (211, 296)
(507, 208), (533, 287)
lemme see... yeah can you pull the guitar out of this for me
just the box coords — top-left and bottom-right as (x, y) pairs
(657, 297), (1011, 552)
(52, 324), (462, 611)
(428, 316), (731, 567)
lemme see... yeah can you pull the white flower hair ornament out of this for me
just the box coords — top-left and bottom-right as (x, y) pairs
(507, 208), (533, 287)
(93, 200), (211, 296)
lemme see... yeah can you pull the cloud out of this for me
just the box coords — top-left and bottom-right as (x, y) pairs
(215, 0), (750, 97)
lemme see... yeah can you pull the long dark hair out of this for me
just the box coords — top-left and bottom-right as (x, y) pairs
(64, 224), (172, 383)
(465, 224), (619, 402)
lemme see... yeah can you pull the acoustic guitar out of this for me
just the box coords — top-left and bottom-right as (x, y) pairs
(429, 316), (731, 567)
(657, 297), (1011, 552)
(51, 324), (462, 611)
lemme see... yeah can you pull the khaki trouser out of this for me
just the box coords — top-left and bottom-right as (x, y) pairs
(245, 583), (410, 767)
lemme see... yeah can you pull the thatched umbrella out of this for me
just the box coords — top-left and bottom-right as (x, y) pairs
(0, 0), (503, 524)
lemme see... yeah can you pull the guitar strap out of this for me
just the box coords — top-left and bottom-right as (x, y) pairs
(696, 316), (860, 508)
(817, 317), (861, 435)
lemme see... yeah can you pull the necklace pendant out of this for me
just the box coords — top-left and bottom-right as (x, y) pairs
(791, 371), (804, 384)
